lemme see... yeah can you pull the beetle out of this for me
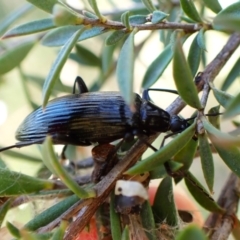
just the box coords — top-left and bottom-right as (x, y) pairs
(0, 76), (190, 152)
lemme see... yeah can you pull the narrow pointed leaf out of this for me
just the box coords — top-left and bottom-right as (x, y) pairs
(121, 11), (131, 30)
(7, 222), (21, 238)
(116, 29), (137, 107)
(180, 0), (202, 22)
(197, 29), (206, 51)
(224, 92), (240, 119)
(129, 15), (147, 24)
(52, 4), (83, 26)
(41, 26), (106, 47)
(187, 33), (202, 77)
(201, 0), (221, 14)
(121, 226), (130, 240)
(0, 199), (12, 227)
(173, 40), (202, 109)
(106, 30), (127, 46)
(176, 225), (208, 240)
(88, 0), (106, 21)
(185, 171), (224, 213)
(212, 144), (240, 179)
(199, 133), (214, 193)
(151, 10), (169, 24)
(110, 193), (122, 240)
(42, 136), (95, 198)
(52, 221), (68, 240)
(71, 44), (101, 67)
(27, 0), (57, 13)
(141, 0), (157, 12)
(140, 201), (157, 240)
(221, 58), (240, 91)
(25, 195), (79, 230)
(0, 41), (35, 75)
(210, 82), (233, 108)
(213, 2), (240, 32)
(142, 44), (173, 89)
(202, 117), (240, 146)
(42, 28), (85, 107)
(153, 177), (178, 226)
(0, 4), (33, 36)
(173, 138), (198, 183)
(2, 18), (55, 39)
(126, 122), (196, 175)
(0, 168), (54, 196)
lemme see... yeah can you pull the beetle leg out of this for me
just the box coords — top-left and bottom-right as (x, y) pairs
(72, 76), (89, 94)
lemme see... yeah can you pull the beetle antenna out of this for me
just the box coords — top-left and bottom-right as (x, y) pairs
(185, 112), (223, 122)
(0, 140), (43, 152)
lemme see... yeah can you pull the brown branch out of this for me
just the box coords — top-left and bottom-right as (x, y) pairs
(80, 17), (204, 32)
(204, 172), (240, 240)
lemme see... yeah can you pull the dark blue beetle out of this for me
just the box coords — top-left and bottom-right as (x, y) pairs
(0, 77), (189, 152)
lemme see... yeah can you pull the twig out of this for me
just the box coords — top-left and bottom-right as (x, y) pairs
(204, 172), (240, 240)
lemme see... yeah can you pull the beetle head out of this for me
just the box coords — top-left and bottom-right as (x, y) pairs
(169, 115), (190, 133)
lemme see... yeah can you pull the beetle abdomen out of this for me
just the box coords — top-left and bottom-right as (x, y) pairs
(16, 92), (142, 145)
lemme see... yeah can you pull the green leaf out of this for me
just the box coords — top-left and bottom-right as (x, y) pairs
(173, 40), (202, 109)
(126, 122), (196, 175)
(25, 195), (79, 231)
(152, 177), (178, 226)
(0, 168), (54, 196)
(52, 4), (83, 26)
(187, 33), (202, 77)
(116, 29), (137, 107)
(102, 45), (116, 74)
(141, 0), (157, 12)
(88, 0), (106, 21)
(41, 26), (106, 47)
(42, 136), (95, 198)
(129, 15), (147, 24)
(216, 145), (240, 179)
(0, 199), (12, 227)
(180, 0), (202, 22)
(51, 221), (68, 240)
(106, 30), (127, 45)
(0, 4), (33, 36)
(201, 0), (221, 14)
(70, 44), (101, 67)
(121, 11), (131, 30)
(176, 225), (208, 240)
(110, 193), (122, 240)
(210, 82), (233, 108)
(197, 29), (206, 51)
(202, 118), (240, 178)
(2, 18), (55, 39)
(221, 58), (240, 91)
(185, 171), (224, 213)
(202, 117), (240, 146)
(213, 2), (240, 32)
(140, 201), (157, 240)
(173, 139), (198, 183)
(224, 92), (240, 119)
(142, 44), (173, 89)
(42, 28), (85, 107)
(121, 226), (130, 240)
(199, 133), (214, 193)
(27, 0), (57, 13)
(7, 222), (21, 238)
(0, 40), (35, 75)
(151, 10), (169, 24)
